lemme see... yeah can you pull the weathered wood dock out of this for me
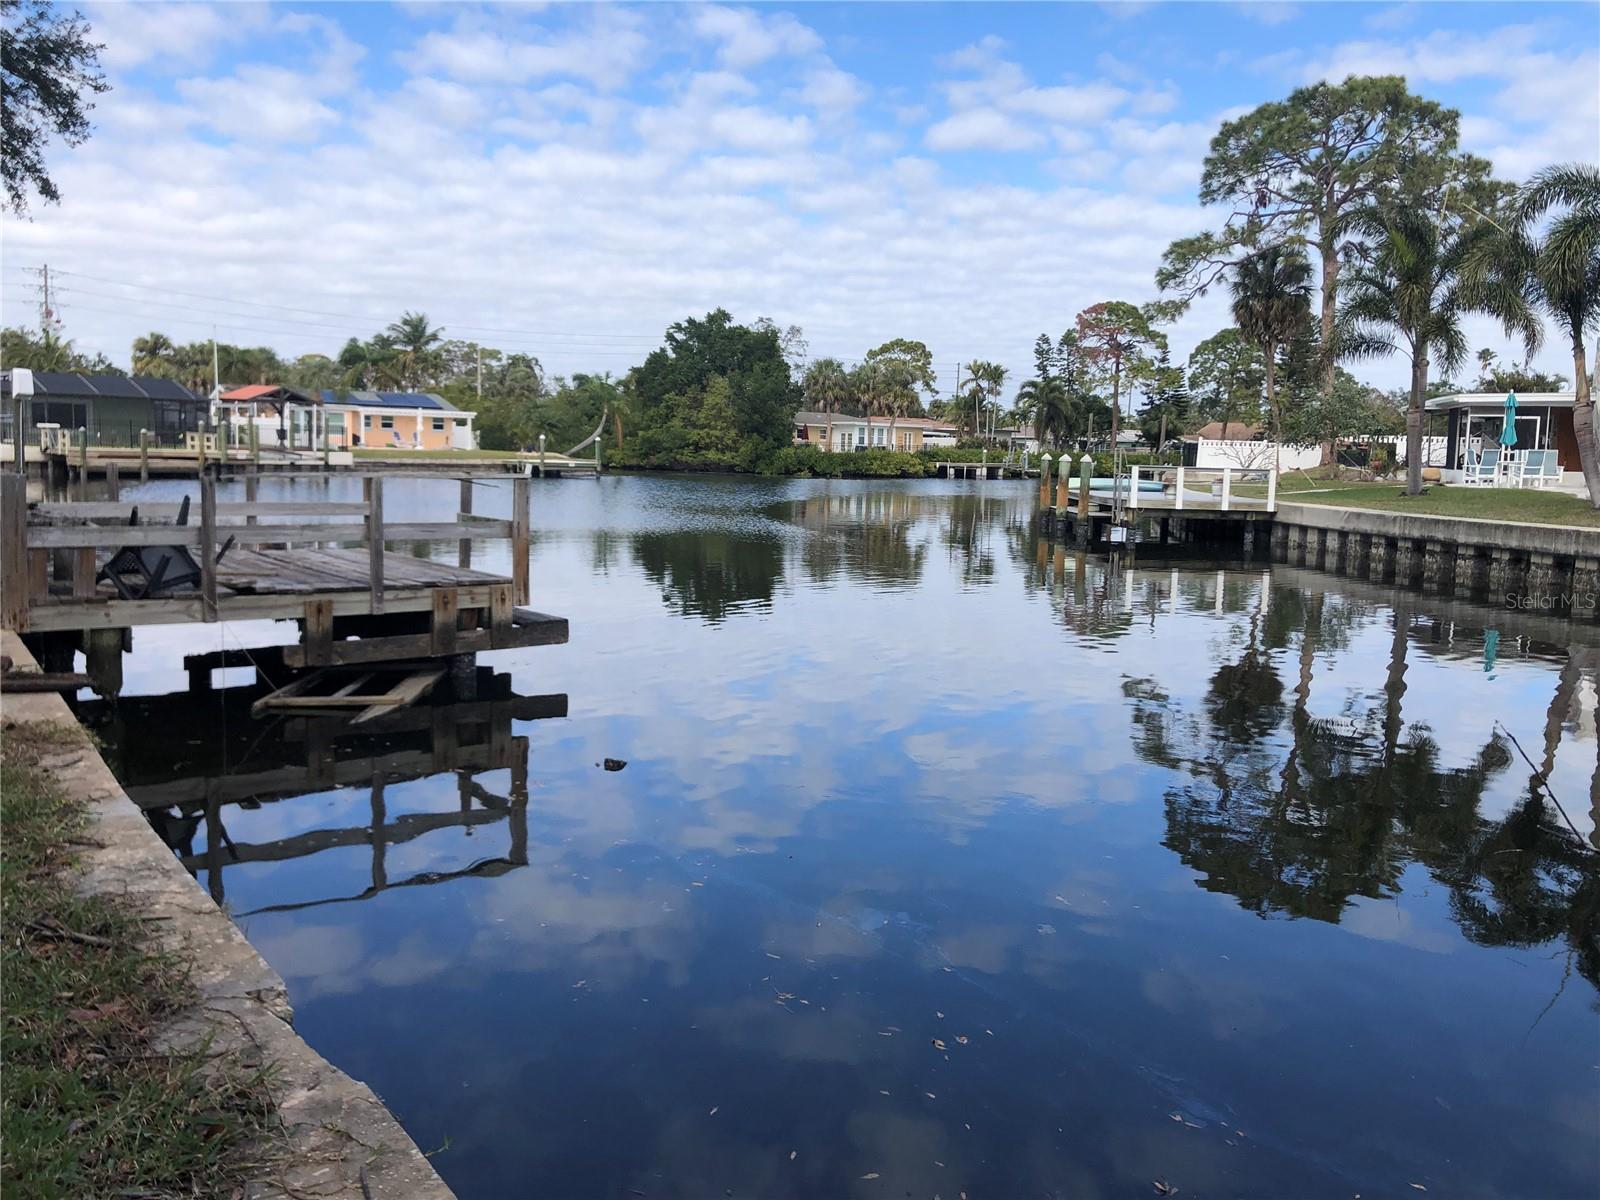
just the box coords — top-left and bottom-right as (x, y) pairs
(2, 469), (567, 696)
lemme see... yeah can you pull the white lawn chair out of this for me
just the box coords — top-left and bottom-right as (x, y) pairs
(1521, 449), (1560, 488)
(1464, 448), (1501, 485)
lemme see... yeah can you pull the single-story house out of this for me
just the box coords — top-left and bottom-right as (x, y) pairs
(2, 369), (207, 447)
(999, 427), (1040, 454)
(1425, 392), (1581, 483)
(319, 390), (476, 450)
(793, 410), (959, 452)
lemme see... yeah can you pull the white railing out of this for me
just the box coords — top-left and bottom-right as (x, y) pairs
(1126, 465), (1277, 513)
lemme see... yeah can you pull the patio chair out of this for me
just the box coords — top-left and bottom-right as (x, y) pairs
(1520, 449), (1561, 488)
(1464, 448), (1501, 485)
(96, 495), (236, 600)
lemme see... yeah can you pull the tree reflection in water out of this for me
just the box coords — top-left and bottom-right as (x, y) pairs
(1125, 578), (1600, 993)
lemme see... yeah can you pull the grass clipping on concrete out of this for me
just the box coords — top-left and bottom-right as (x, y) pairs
(1, 722), (273, 1198)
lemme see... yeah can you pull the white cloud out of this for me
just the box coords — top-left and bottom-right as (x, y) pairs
(84, 1), (272, 71)
(796, 64), (869, 117)
(410, 7), (648, 90)
(692, 5), (822, 70)
(925, 108), (1043, 153)
(1232, 2), (1301, 27)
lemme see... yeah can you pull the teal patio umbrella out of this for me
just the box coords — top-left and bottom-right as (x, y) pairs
(1499, 392), (1519, 447)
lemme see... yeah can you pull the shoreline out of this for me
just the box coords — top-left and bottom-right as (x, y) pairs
(0, 631), (455, 1200)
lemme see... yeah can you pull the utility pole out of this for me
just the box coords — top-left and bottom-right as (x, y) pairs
(476, 345), (483, 406)
(38, 264), (61, 338)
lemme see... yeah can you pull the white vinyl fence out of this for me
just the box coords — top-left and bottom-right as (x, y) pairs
(1189, 435), (1448, 472)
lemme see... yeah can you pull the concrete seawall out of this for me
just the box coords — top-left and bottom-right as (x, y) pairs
(0, 630), (454, 1200)
(1272, 503), (1600, 616)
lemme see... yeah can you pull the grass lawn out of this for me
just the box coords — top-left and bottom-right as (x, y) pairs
(1, 724), (272, 1197)
(1249, 479), (1600, 528)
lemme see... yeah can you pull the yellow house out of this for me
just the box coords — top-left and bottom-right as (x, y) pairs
(793, 411), (959, 452)
(320, 390), (477, 451)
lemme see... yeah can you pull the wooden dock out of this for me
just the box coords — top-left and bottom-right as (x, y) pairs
(2, 470), (567, 696)
(934, 459), (1036, 479)
(1038, 464), (1276, 549)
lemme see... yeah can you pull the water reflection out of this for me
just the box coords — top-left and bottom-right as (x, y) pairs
(82, 674), (566, 911)
(86, 476), (1600, 1199)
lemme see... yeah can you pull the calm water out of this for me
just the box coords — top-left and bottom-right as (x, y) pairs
(89, 475), (1600, 1200)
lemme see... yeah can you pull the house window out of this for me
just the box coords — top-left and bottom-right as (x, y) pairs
(363, 415), (373, 429)
(432, 418), (445, 431)
(872, 425), (887, 446)
(380, 416), (395, 430)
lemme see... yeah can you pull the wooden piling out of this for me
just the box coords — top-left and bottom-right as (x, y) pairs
(511, 475), (530, 605)
(105, 461), (120, 502)
(139, 429), (150, 483)
(1076, 454), (1091, 520)
(76, 428), (88, 500)
(199, 473), (218, 620)
(458, 478), (473, 570)
(365, 476), (385, 614)
(2, 474), (27, 631)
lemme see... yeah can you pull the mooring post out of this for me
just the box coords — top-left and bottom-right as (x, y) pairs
(1077, 453), (1091, 520)
(538, 432), (547, 478)
(76, 427), (88, 500)
(199, 472), (218, 621)
(105, 461), (119, 502)
(244, 471), (258, 526)
(83, 627), (125, 697)
(249, 417), (260, 468)
(1056, 456), (1073, 509)
(459, 477), (473, 570)
(365, 475), (385, 614)
(139, 428), (150, 483)
(1, 474), (28, 632)
(511, 474), (530, 605)
(1038, 453), (1053, 508)
(594, 434), (602, 474)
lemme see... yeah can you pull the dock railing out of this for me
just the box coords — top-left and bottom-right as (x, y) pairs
(1125, 465), (1277, 513)
(1, 472), (530, 632)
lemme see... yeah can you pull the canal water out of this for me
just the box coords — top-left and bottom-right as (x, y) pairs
(90, 475), (1598, 1199)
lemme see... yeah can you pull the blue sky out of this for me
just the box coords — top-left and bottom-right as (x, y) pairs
(4, 1), (1597, 394)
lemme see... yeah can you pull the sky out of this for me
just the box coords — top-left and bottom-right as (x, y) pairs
(3, 0), (1598, 398)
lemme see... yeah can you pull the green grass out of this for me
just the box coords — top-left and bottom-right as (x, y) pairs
(1, 724), (273, 1198)
(1249, 480), (1600, 528)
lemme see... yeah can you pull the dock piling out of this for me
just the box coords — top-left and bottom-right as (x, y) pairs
(199, 473), (218, 620)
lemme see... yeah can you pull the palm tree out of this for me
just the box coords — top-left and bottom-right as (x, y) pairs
(1017, 377), (1074, 449)
(1338, 204), (1540, 495)
(131, 331), (175, 375)
(850, 361), (883, 452)
(1229, 244), (1312, 443)
(384, 311), (444, 389)
(1474, 164), (1600, 506)
(803, 357), (852, 451)
(961, 360), (1009, 441)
